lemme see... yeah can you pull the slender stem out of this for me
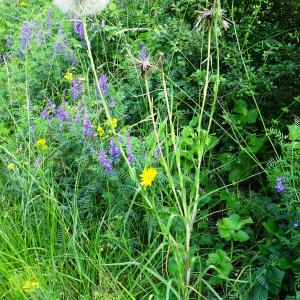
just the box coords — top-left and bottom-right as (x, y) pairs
(82, 19), (154, 209)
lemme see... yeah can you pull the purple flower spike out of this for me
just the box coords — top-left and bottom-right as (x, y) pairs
(127, 136), (133, 163)
(74, 19), (85, 40)
(83, 115), (94, 137)
(98, 149), (114, 173)
(20, 22), (34, 52)
(275, 176), (286, 193)
(57, 105), (71, 131)
(72, 78), (82, 100)
(97, 74), (109, 97)
(5, 35), (12, 49)
(109, 138), (121, 161)
(139, 42), (149, 61)
(46, 7), (53, 29)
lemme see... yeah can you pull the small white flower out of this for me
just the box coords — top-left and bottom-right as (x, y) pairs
(54, 0), (109, 16)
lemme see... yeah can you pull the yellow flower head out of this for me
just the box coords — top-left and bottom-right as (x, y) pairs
(7, 163), (15, 171)
(96, 126), (105, 137)
(37, 138), (47, 149)
(64, 72), (73, 81)
(22, 280), (31, 292)
(105, 118), (118, 129)
(20, 1), (27, 7)
(22, 280), (40, 293)
(140, 167), (158, 187)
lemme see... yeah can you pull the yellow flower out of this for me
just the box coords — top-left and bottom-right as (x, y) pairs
(37, 138), (47, 149)
(64, 72), (73, 81)
(20, 1), (27, 6)
(22, 280), (40, 293)
(96, 126), (105, 137)
(22, 280), (31, 292)
(105, 118), (118, 129)
(31, 281), (40, 288)
(140, 167), (158, 187)
(7, 163), (15, 171)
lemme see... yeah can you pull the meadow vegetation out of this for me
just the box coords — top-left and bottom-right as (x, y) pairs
(0, 0), (299, 299)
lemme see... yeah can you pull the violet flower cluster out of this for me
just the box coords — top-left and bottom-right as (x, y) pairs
(275, 176), (286, 193)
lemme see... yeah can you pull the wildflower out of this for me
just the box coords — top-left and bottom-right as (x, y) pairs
(109, 138), (121, 160)
(20, 1), (27, 7)
(83, 115), (94, 137)
(127, 136), (133, 163)
(36, 138), (47, 149)
(37, 29), (44, 45)
(72, 78), (82, 100)
(97, 74), (109, 97)
(140, 167), (157, 187)
(105, 118), (118, 128)
(275, 176), (286, 193)
(57, 105), (71, 130)
(5, 35), (12, 49)
(41, 107), (50, 119)
(135, 42), (152, 75)
(45, 7), (53, 29)
(20, 21), (34, 51)
(195, 6), (232, 34)
(293, 221), (300, 228)
(74, 19), (85, 40)
(96, 126), (104, 137)
(22, 280), (40, 293)
(7, 163), (15, 171)
(98, 149), (114, 173)
(34, 156), (41, 168)
(64, 72), (73, 81)
(54, 0), (109, 16)
(154, 145), (162, 161)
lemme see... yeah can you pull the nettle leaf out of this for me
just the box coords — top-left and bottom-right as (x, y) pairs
(248, 284), (268, 300)
(217, 214), (253, 242)
(246, 108), (258, 124)
(234, 100), (248, 117)
(264, 266), (285, 295)
(234, 230), (250, 242)
(206, 249), (233, 278)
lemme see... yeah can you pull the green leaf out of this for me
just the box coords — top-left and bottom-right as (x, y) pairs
(248, 284), (268, 300)
(234, 230), (250, 242)
(264, 266), (285, 295)
(234, 100), (248, 116)
(262, 219), (277, 234)
(288, 125), (300, 141)
(246, 108), (258, 124)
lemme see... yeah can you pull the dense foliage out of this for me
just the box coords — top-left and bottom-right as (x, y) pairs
(0, 0), (299, 299)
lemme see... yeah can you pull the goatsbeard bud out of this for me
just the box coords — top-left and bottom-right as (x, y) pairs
(54, 0), (109, 16)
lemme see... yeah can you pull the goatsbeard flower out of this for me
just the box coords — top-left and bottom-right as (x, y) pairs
(54, 0), (109, 16)
(140, 167), (157, 187)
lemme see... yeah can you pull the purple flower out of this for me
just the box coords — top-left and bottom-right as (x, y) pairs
(75, 112), (81, 123)
(127, 136), (133, 163)
(37, 29), (44, 45)
(293, 221), (300, 228)
(57, 105), (71, 131)
(139, 42), (149, 61)
(83, 115), (94, 137)
(97, 74), (109, 97)
(20, 21), (35, 51)
(34, 156), (42, 168)
(154, 145), (162, 161)
(98, 149), (114, 173)
(72, 78), (82, 101)
(5, 35), (12, 49)
(275, 176), (286, 193)
(45, 7), (53, 30)
(109, 138), (121, 161)
(74, 19), (85, 40)
(47, 101), (56, 114)
(41, 107), (50, 119)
